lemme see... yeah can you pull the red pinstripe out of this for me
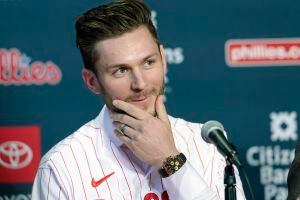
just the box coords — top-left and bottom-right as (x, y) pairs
(215, 185), (221, 199)
(210, 148), (216, 187)
(115, 172), (126, 200)
(40, 159), (51, 166)
(39, 169), (43, 200)
(192, 137), (205, 171)
(83, 125), (104, 149)
(74, 136), (101, 198)
(174, 127), (191, 159)
(59, 151), (75, 199)
(84, 124), (101, 129)
(203, 161), (211, 176)
(99, 128), (104, 149)
(186, 123), (206, 173)
(172, 119), (182, 152)
(80, 132), (114, 200)
(173, 118), (179, 128)
(110, 141), (133, 200)
(185, 122), (195, 134)
(202, 148), (215, 177)
(47, 169), (51, 200)
(185, 122), (221, 189)
(123, 150), (143, 190)
(70, 145), (88, 200)
(50, 159), (70, 199)
(198, 124), (209, 148)
(172, 131), (181, 152)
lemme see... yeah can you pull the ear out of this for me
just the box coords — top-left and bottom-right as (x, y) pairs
(82, 68), (102, 94)
(159, 44), (167, 74)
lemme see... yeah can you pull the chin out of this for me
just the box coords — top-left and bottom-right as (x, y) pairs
(147, 107), (156, 116)
(134, 104), (155, 116)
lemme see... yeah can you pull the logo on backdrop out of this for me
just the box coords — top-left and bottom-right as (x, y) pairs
(246, 111), (296, 200)
(151, 10), (158, 29)
(150, 10), (184, 65)
(0, 48), (62, 85)
(0, 141), (33, 169)
(0, 126), (41, 183)
(270, 112), (298, 142)
(225, 38), (300, 67)
(0, 194), (31, 200)
(151, 10), (185, 102)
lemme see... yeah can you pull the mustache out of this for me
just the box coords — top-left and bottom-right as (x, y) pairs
(109, 83), (165, 115)
(124, 90), (154, 101)
(124, 84), (165, 102)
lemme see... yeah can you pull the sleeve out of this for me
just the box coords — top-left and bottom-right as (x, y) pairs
(163, 120), (246, 200)
(31, 167), (68, 200)
(162, 159), (246, 200)
(162, 161), (219, 200)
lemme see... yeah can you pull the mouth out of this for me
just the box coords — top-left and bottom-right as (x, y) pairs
(129, 96), (148, 102)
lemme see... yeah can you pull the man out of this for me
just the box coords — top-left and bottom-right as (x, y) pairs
(32, 0), (245, 199)
(288, 143), (300, 200)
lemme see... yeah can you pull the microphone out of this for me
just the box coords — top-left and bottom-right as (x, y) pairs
(201, 120), (243, 168)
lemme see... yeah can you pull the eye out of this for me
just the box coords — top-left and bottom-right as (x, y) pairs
(113, 67), (128, 77)
(144, 59), (155, 68)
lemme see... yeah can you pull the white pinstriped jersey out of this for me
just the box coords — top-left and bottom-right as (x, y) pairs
(32, 106), (246, 200)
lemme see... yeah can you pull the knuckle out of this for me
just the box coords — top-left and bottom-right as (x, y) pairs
(140, 125), (147, 133)
(135, 134), (141, 141)
(119, 114), (125, 122)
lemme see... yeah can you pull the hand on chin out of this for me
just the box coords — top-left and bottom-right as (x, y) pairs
(109, 96), (178, 168)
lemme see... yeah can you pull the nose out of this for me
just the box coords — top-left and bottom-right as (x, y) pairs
(130, 69), (146, 91)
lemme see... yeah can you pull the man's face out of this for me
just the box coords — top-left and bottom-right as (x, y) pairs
(93, 26), (167, 115)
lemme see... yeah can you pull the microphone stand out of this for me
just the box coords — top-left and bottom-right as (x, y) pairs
(224, 159), (237, 200)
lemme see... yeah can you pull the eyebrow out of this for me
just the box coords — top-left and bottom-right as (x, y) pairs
(105, 52), (159, 71)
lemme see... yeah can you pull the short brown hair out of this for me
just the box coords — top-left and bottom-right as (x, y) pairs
(75, 0), (159, 73)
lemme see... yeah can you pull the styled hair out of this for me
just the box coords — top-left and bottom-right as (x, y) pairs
(75, 0), (159, 73)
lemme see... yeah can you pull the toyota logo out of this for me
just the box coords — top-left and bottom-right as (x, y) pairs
(0, 141), (33, 169)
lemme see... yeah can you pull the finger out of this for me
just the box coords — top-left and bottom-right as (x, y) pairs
(113, 100), (150, 120)
(112, 121), (130, 134)
(113, 122), (126, 134)
(155, 95), (169, 124)
(114, 125), (139, 141)
(110, 113), (139, 129)
(114, 129), (132, 145)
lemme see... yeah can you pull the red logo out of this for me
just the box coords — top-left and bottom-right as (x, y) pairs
(144, 193), (159, 200)
(161, 191), (169, 200)
(0, 126), (41, 183)
(0, 48), (62, 85)
(225, 38), (300, 67)
(144, 191), (169, 200)
(91, 172), (115, 187)
(0, 141), (33, 169)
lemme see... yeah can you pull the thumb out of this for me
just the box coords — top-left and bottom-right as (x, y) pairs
(155, 95), (170, 124)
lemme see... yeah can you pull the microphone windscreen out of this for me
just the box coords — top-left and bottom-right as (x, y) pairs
(201, 120), (224, 143)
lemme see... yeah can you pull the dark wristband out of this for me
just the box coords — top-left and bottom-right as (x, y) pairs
(158, 153), (187, 178)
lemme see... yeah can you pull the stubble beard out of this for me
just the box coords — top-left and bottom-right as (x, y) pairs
(102, 82), (165, 116)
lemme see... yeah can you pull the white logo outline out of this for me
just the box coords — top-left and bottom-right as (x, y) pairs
(0, 141), (33, 169)
(270, 111), (298, 142)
